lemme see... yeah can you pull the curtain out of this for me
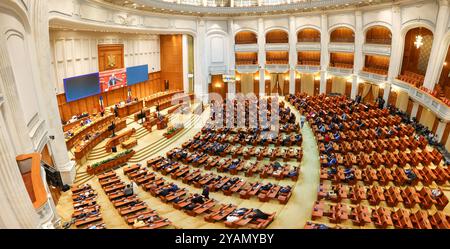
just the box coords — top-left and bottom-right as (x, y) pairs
(371, 84), (380, 99)
(270, 74), (278, 95)
(361, 83), (371, 98)
(332, 77), (346, 95)
(419, 108), (435, 130)
(278, 74), (284, 95)
(395, 90), (409, 112)
(240, 73), (253, 95)
(301, 73), (314, 96)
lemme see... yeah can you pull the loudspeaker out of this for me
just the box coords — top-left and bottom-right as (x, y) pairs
(42, 163), (64, 188)
(62, 184), (70, 192)
(112, 146), (117, 152)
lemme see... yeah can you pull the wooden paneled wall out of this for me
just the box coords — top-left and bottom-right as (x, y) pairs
(266, 51), (289, 63)
(235, 52), (258, 64)
(297, 28), (321, 42)
(209, 75), (228, 100)
(401, 27), (433, 75)
(160, 35), (184, 91)
(330, 27), (354, 42)
(235, 31), (257, 44)
(98, 44), (124, 71)
(365, 26), (392, 44)
(365, 55), (390, 70)
(330, 52), (354, 65)
(266, 30), (289, 43)
(57, 72), (163, 122)
(298, 51), (321, 64)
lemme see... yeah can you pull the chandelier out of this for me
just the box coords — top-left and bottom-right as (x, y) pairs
(414, 27), (423, 49)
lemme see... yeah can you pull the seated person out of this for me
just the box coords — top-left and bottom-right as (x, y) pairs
(191, 194), (205, 204)
(261, 183), (273, 191)
(280, 186), (291, 193)
(124, 184), (134, 197)
(248, 209), (269, 220)
(287, 167), (298, 177)
(431, 188), (442, 198)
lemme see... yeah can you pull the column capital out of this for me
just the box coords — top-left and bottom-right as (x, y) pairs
(439, 0), (449, 7)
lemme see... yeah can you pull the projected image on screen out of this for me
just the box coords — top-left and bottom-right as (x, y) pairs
(64, 73), (100, 102)
(126, 65), (149, 86)
(99, 68), (127, 92)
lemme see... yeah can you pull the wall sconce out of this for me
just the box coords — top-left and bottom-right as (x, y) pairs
(284, 76), (289, 81)
(255, 76), (260, 81)
(444, 62), (447, 67)
(264, 75), (271, 80)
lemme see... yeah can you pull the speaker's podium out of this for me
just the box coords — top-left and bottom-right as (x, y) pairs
(157, 117), (168, 130)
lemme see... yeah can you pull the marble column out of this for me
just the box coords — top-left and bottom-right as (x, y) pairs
(320, 14), (329, 94)
(353, 11), (364, 75)
(435, 120), (447, 141)
(351, 75), (358, 99)
(30, 0), (75, 185)
(0, 107), (40, 228)
(258, 18), (266, 96)
(388, 5), (402, 81)
(195, 18), (208, 102)
(182, 34), (190, 94)
(423, 0), (450, 89)
(289, 15), (297, 94)
(228, 19), (236, 98)
(410, 102), (419, 118)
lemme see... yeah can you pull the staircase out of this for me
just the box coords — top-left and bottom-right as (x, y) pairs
(86, 146), (109, 161)
(128, 113), (202, 163)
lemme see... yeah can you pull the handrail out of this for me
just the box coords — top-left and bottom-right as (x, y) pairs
(16, 153), (48, 209)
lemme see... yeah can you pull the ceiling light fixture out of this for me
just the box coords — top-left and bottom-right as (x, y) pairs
(414, 27), (424, 49)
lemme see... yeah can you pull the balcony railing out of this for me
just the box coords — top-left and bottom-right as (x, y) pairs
(296, 64), (321, 73)
(265, 63), (289, 73)
(359, 70), (388, 83)
(328, 42), (355, 53)
(393, 79), (450, 121)
(236, 64), (259, 73)
(363, 43), (391, 56)
(296, 42), (321, 51)
(235, 44), (259, 52)
(265, 43), (289, 51)
(328, 66), (353, 76)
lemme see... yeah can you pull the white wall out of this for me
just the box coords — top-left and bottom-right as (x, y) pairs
(49, 30), (160, 93)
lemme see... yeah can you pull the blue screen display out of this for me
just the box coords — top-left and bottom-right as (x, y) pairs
(63, 73), (100, 102)
(126, 65), (149, 86)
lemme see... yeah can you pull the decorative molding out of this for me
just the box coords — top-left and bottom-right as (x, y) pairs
(327, 66), (353, 76)
(236, 64), (259, 73)
(358, 70), (388, 83)
(265, 64), (289, 73)
(362, 43), (391, 56)
(296, 42), (321, 51)
(328, 42), (355, 52)
(393, 79), (450, 121)
(296, 64), (321, 73)
(265, 43), (289, 51)
(234, 43), (258, 52)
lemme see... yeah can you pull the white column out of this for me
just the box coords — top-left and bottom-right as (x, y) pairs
(230, 0), (234, 7)
(202, 0), (207, 6)
(351, 75), (358, 99)
(195, 19), (208, 102)
(436, 120), (447, 141)
(382, 83), (391, 107)
(353, 11), (364, 74)
(30, 0), (75, 185)
(228, 19), (236, 98)
(388, 5), (402, 80)
(320, 14), (329, 94)
(182, 34), (189, 94)
(423, 0), (450, 89)
(289, 15), (297, 94)
(411, 102), (419, 118)
(258, 18), (266, 95)
(0, 110), (40, 228)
